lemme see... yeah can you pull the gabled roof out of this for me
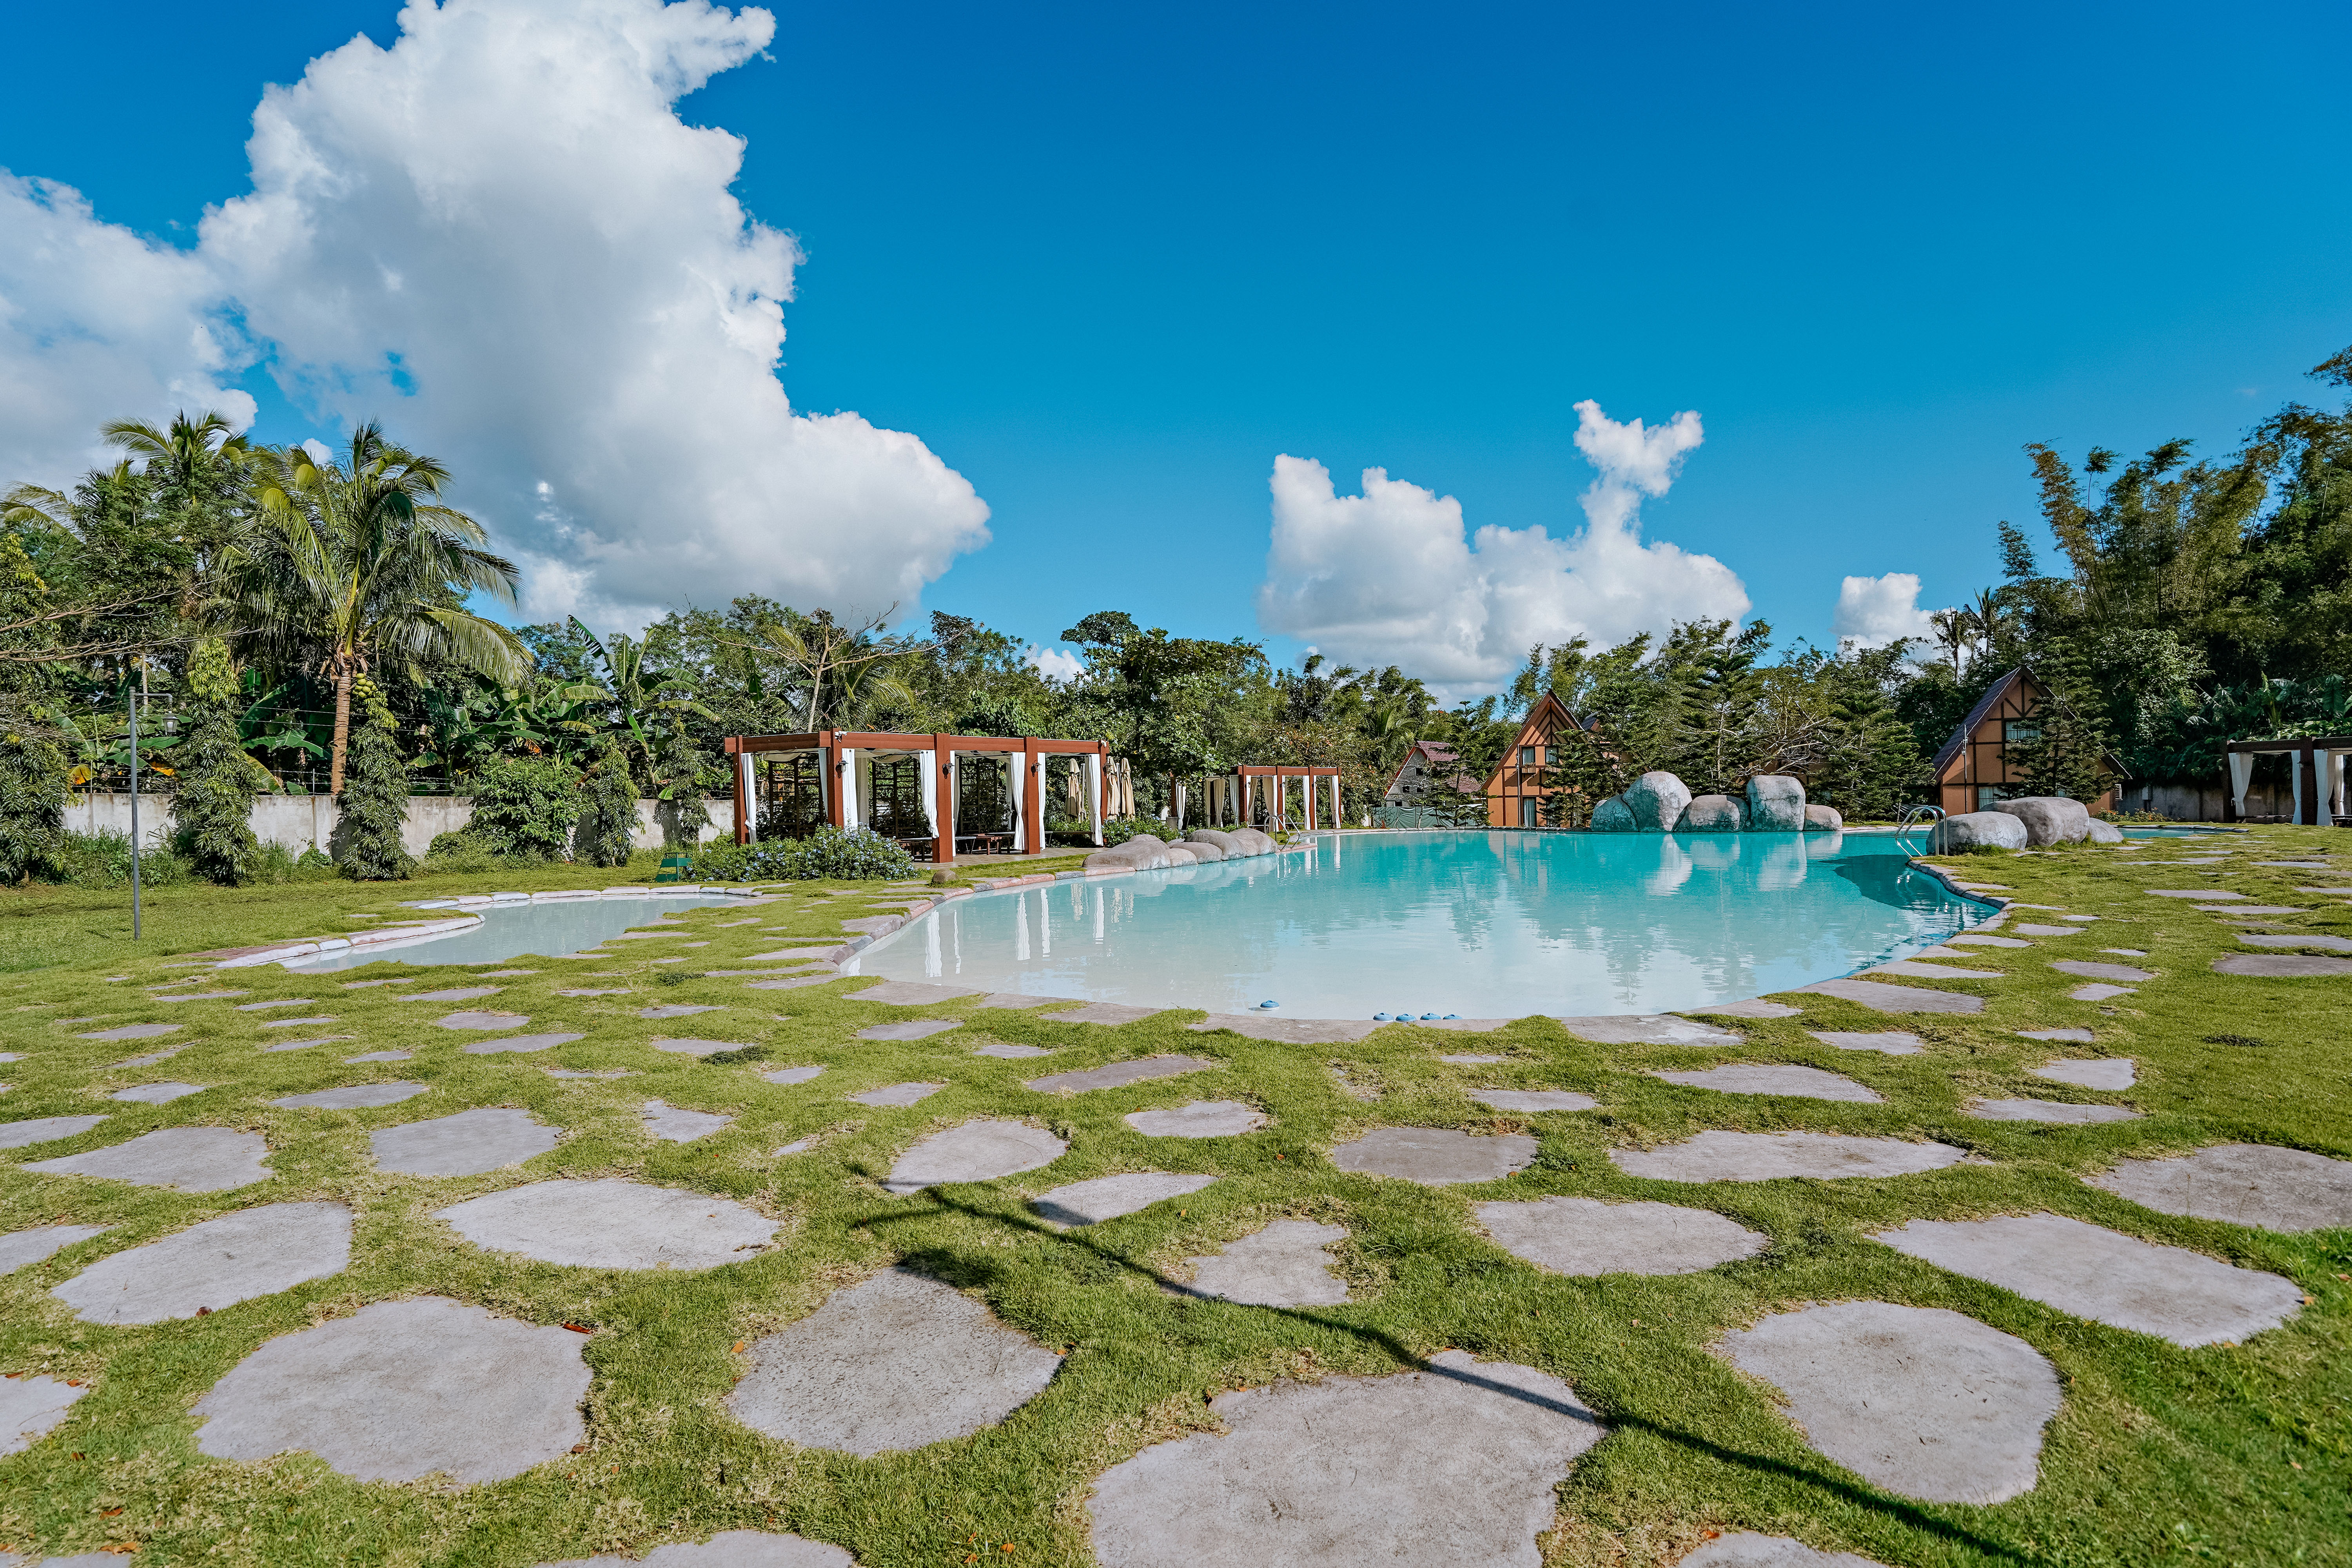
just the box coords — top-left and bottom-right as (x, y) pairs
(1931, 668), (2026, 778)
(1382, 738), (1472, 799)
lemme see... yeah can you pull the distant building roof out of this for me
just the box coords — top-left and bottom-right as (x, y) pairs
(1932, 668), (2026, 778)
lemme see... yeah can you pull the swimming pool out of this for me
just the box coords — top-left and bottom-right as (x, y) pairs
(285, 893), (748, 971)
(849, 829), (1989, 1018)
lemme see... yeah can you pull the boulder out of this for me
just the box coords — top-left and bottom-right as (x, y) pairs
(1083, 849), (1135, 872)
(1928, 811), (2028, 853)
(1804, 804), (1844, 832)
(2085, 817), (2125, 844)
(1176, 837), (1225, 862)
(1622, 772), (1692, 832)
(1745, 774), (1808, 832)
(1185, 829), (1244, 856)
(1589, 796), (1637, 832)
(1230, 828), (1276, 855)
(1677, 795), (1745, 832)
(1160, 843), (1202, 865)
(1994, 796), (2090, 846)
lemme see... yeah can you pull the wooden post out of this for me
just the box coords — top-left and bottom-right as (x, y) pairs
(933, 734), (955, 864)
(1022, 738), (1045, 857)
(823, 731), (845, 828)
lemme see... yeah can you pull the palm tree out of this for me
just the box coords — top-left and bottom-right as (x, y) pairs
(734, 608), (923, 731)
(567, 617), (712, 777)
(1929, 608), (1973, 679)
(224, 423), (527, 793)
(1966, 586), (2007, 668)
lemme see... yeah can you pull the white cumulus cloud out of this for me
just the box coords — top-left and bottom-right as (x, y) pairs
(1831, 572), (1943, 653)
(1254, 399), (1747, 699)
(0, 0), (989, 634)
(1023, 644), (1087, 683)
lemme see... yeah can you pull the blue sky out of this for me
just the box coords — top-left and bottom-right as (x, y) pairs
(4, 0), (2349, 691)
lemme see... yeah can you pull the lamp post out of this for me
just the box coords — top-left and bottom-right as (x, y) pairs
(127, 661), (142, 940)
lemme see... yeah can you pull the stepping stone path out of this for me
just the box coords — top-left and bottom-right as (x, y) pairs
(408, 987), (502, 1002)
(1722, 1301), (2058, 1503)
(75, 1023), (179, 1041)
(1031, 1171), (1214, 1227)
(1680, 1535), (1887, 1568)
(0, 1115), (108, 1149)
(2013, 924), (2089, 936)
(882, 1120), (1066, 1194)
(1613, 1131), (1967, 1183)
(2033, 1058), (2135, 1090)
(372, 1109), (557, 1176)
(1805, 1030), (1922, 1055)
(1477, 1195), (1765, 1276)
(2088, 1143), (2352, 1231)
(436, 1178), (777, 1269)
(849, 1082), (945, 1107)
(1042, 1002), (1164, 1025)
(2019, 1028), (2095, 1043)
(274, 1083), (428, 1109)
(1650, 1065), (1881, 1103)
(1470, 1089), (1597, 1113)
(726, 1268), (1060, 1455)
(1967, 1098), (2140, 1124)
(1873, 1212), (2304, 1345)
(1438, 1052), (1508, 1064)
(0, 1374), (85, 1457)
(192, 1296), (590, 1483)
(849, 981), (979, 1007)
(652, 1038), (747, 1057)
(855, 1019), (961, 1042)
(534, 1532), (856, 1568)
(2069, 984), (2135, 1002)
(53, 1202), (351, 1324)
(762, 1066), (823, 1085)
(109, 1082), (207, 1103)
(1124, 1102), (1266, 1139)
(2214, 954), (2352, 977)
(437, 1011), (531, 1030)
(644, 1101), (733, 1142)
(0, 1224), (107, 1275)
(1331, 1127), (1537, 1185)
(1087, 1350), (1604, 1565)
(466, 1032), (583, 1055)
(26, 1128), (269, 1191)
(2053, 960), (2155, 982)
(1798, 978), (1982, 1014)
(1557, 1014), (1739, 1045)
(1025, 1055), (1214, 1094)
(2239, 933), (2352, 952)
(639, 1004), (717, 1020)
(973, 1042), (1052, 1058)
(1182, 1219), (1349, 1305)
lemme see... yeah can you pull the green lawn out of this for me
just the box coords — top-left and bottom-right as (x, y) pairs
(0, 832), (2347, 1566)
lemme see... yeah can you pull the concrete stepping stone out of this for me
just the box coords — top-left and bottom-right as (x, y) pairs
(1470, 1089), (1598, 1113)
(274, 1083), (429, 1109)
(2088, 1143), (2352, 1231)
(1965, 1098), (2140, 1124)
(372, 1108), (556, 1175)
(1032, 1171), (1215, 1227)
(2238, 933), (2352, 953)
(75, 1023), (179, 1041)
(0, 1052), (22, 1063)
(1025, 1055), (1215, 1094)
(727, 1267), (1060, 1454)
(1556, 1014), (1740, 1045)
(1650, 1065), (1881, 1103)
(2202, 904), (2307, 915)
(1805, 1030), (1922, 1055)
(53, 1202), (351, 1324)
(2053, 960), (2155, 982)
(882, 1120), (1066, 1193)
(644, 1101), (733, 1142)
(0, 1224), (107, 1275)
(1614, 1131), (1967, 1183)
(2019, 1028), (2094, 1043)
(1438, 1052), (1509, 1063)
(1477, 1195), (1766, 1276)
(436, 1178), (777, 1269)
(192, 1296), (589, 1483)
(1722, 1300), (2057, 1503)
(26, 1127), (269, 1191)
(408, 987), (503, 1002)
(1123, 1101), (1266, 1139)
(774, 1137), (817, 1155)
(652, 1037), (748, 1057)
(1690, 999), (1804, 1018)
(848, 981), (982, 1007)
(763, 1066), (824, 1085)
(639, 1004), (718, 1020)
(2256, 860), (2334, 868)
(1181, 1219), (1349, 1305)
(855, 1019), (962, 1042)
(345, 1050), (412, 1063)
(0, 1373), (86, 1457)
(2214, 953), (2352, 977)
(109, 1082), (207, 1104)
(1332, 1127), (1537, 1185)
(261, 1016), (338, 1029)
(2068, 984), (2135, 1001)
(1873, 1212), (2303, 1345)
(1042, 1002), (1165, 1025)
(1, 1116), (108, 1149)
(436, 1011), (531, 1030)
(2101, 947), (2149, 957)
(1088, 1349), (1603, 1564)
(2012, 924), (2088, 936)
(1867, 960), (2002, 980)
(976, 992), (1063, 1009)
(973, 1042), (1052, 1058)
(2033, 1058), (2134, 1090)
(465, 1032), (584, 1055)
(849, 1082), (945, 1107)
(535, 1532), (856, 1568)
(1189, 1014), (1379, 1042)
(1681, 1535), (1887, 1568)
(1797, 978), (1982, 1014)
(1950, 933), (2030, 947)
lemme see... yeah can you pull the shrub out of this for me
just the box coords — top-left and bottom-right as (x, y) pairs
(650, 724), (709, 848)
(463, 756), (581, 861)
(690, 825), (919, 883)
(1098, 816), (1170, 847)
(573, 739), (638, 868)
(171, 641), (270, 884)
(336, 678), (414, 881)
(0, 731), (69, 884)
(421, 831), (501, 874)
(54, 828), (192, 888)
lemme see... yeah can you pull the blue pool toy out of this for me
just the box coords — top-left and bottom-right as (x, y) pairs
(1258, 1000), (1278, 1009)
(1373, 1013), (1391, 1021)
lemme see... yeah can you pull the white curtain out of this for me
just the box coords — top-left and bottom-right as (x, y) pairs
(735, 750), (755, 838)
(2332, 750), (2350, 820)
(2228, 751), (2255, 815)
(2292, 751), (2305, 825)
(1086, 753), (1104, 844)
(1008, 752), (1027, 853)
(840, 748), (861, 830)
(916, 749), (939, 840)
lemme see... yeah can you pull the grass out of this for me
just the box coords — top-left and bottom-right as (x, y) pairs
(0, 829), (2346, 1565)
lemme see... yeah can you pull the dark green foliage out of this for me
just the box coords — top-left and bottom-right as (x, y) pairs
(461, 755), (581, 861)
(170, 642), (265, 884)
(701, 1045), (768, 1065)
(0, 732), (70, 884)
(690, 824), (919, 882)
(54, 827), (192, 887)
(649, 722), (710, 848)
(2004, 643), (2115, 802)
(572, 739), (638, 868)
(1098, 816), (1171, 846)
(336, 680), (414, 881)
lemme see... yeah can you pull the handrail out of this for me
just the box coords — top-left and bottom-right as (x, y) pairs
(1892, 804), (1945, 851)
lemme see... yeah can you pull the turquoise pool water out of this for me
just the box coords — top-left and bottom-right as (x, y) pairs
(850, 829), (1988, 1018)
(286, 893), (746, 971)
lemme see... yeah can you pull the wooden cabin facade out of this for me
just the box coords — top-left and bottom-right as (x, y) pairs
(1929, 667), (2122, 816)
(1481, 693), (1592, 827)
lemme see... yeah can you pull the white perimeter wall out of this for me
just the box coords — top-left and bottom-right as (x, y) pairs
(64, 794), (738, 859)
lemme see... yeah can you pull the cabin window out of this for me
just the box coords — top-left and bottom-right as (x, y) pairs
(1976, 786), (2002, 811)
(1519, 746), (1537, 768)
(2003, 719), (2042, 744)
(1520, 798), (1539, 827)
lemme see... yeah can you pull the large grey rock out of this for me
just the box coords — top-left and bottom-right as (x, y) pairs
(1612, 1131), (1967, 1183)
(53, 1203), (350, 1324)
(1928, 811), (2027, 853)
(1184, 829), (1245, 856)
(1182, 1220), (1349, 1306)
(25, 1127), (270, 1192)
(2052, 960), (2155, 983)
(1873, 1212), (2303, 1346)
(1720, 1301), (2058, 1503)
(0, 1373), (85, 1456)
(1678, 794), (1746, 832)
(1470, 1089), (1598, 1114)
(192, 1296), (590, 1483)
(1477, 1196), (1765, 1276)
(74, 1023), (180, 1041)
(1797, 978), (1983, 1014)
(1745, 774), (1808, 832)
(726, 1267), (1060, 1454)
(1623, 771), (1693, 832)
(1230, 828), (1277, 855)
(436, 1178), (776, 1269)
(1802, 804), (1845, 833)
(1331, 1127), (1537, 1185)
(2214, 953), (2352, 977)
(1995, 796), (2091, 847)
(1681, 1534), (1886, 1568)
(1174, 836), (1225, 862)
(1087, 1350), (1604, 1565)
(1031, 1171), (1215, 1227)
(2088, 1143), (2352, 1232)
(2085, 818), (2125, 844)
(848, 1082), (945, 1107)
(1025, 1055), (1216, 1094)
(110, 1081), (207, 1104)
(883, 1119), (1066, 1193)
(1555, 1014), (1741, 1046)
(535, 1534), (855, 1568)
(273, 1083), (428, 1109)
(1805, 1031), (1923, 1056)
(1589, 795), (1637, 831)
(0, 1115), (107, 1149)
(643, 1101), (733, 1142)
(371, 1109), (556, 1176)
(2031, 1058), (2135, 1090)
(1649, 1065), (1881, 1103)
(0, 1223), (107, 1275)
(1124, 1101), (1267, 1138)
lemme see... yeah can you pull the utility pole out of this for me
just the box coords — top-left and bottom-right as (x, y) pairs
(128, 661), (143, 940)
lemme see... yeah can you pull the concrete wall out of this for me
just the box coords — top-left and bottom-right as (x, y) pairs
(2126, 780), (2294, 822)
(64, 793), (739, 859)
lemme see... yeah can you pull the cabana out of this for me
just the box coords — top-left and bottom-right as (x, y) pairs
(2224, 735), (2352, 825)
(722, 730), (1111, 863)
(1235, 764), (1344, 831)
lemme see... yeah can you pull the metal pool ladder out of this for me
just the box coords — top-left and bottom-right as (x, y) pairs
(1893, 804), (1945, 851)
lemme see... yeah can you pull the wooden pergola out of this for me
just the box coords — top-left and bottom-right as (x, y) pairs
(1235, 764), (1344, 831)
(2224, 735), (2352, 825)
(724, 730), (1111, 864)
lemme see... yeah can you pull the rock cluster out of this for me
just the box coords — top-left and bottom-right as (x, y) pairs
(1588, 772), (1840, 833)
(1931, 795), (2124, 852)
(1084, 826), (1277, 873)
